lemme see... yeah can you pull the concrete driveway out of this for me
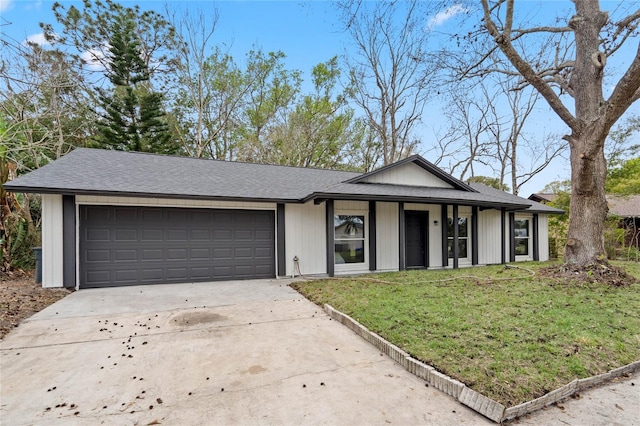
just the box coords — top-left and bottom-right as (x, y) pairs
(1, 279), (491, 425)
(1, 280), (638, 425)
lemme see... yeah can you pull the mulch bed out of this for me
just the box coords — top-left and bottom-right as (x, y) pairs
(539, 261), (637, 287)
(0, 270), (71, 339)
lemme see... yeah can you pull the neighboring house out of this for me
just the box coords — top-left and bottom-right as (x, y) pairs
(607, 195), (640, 250)
(5, 148), (562, 289)
(528, 193), (558, 204)
(528, 192), (640, 250)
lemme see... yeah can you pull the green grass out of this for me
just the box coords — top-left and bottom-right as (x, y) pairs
(292, 262), (640, 406)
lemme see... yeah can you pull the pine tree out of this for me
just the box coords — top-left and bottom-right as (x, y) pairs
(95, 9), (179, 154)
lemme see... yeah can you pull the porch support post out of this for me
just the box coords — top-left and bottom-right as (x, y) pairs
(369, 201), (377, 271)
(326, 200), (334, 277)
(441, 204), (448, 267)
(501, 208), (506, 264)
(62, 195), (76, 289)
(398, 202), (406, 270)
(277, 203), (286, 276)
(452, 205), (459, 269)
(472, 206), (479, 265)
(533, 213), (539, 261)
(509, 212), (516, 262)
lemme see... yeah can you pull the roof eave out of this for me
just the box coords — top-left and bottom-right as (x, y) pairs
(304, 191), (529, 210)
(2, 185), (303, 204)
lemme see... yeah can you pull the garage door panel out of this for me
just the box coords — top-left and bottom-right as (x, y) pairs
(86, 249), (111, 262)
(85, 207), (111, 221)
(142, 229), (163, 241)
(166, 268), (188, 279)
(114, 250), (137, 261)
(255, 230), (273, 240)
(190, 229), (210, 240)
(167, 249), (188, 260)
(214, 229), (232, 240)
(213, 247), (232, 259)
(168, 210), (188, 222)
(191, 267), (211, 278)
(168, 229), (188, 241)
(115, 228), (137, 241)
(114, 269), (138, 282)
(142, 209), (163, 222)
(213, 212), (233, 224)
(86, 228), (110, 242)
(213, 266), (232, 278)
(86, 270), (111, 284)
(236, 230), (254, 240)
(142, 249), (163, 261)
(80, 206), (275, 287)
(255, 264), (274, 275)
(191, 248), (210, 259)
(115, 208), (138, 222)
(255, 247), (274, 258)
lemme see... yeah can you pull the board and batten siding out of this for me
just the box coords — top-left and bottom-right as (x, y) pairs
(41, 194), (64, 288)
(405, 203), (443, 267)
(538, 214), (550, 261)
(375, 202), (399, 271)
(360, 162), (453, 188)
(285, 202), (327, 276)
(334, 200), (369, 211)
(478, 209), (503, 265)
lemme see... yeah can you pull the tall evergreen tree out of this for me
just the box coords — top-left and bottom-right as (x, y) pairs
(95, 9), (178, 154)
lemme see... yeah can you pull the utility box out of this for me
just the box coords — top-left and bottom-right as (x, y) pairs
(33, 247), (42, 284)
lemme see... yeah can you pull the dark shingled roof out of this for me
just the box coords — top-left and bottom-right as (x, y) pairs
(4, 148), (359, 202)
(469, 183), (564, 214)
(4, 148), (561, 213)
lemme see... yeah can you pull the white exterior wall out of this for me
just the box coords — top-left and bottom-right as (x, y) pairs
(538, 214), (549, 261)
(361, 163), (453, 188)
(478, 209), (503, 265)
(285, 202), (326, 276)
(405, 203), (443, 267)
(375, 202), (399, 271)
(41, 194), (64, 288)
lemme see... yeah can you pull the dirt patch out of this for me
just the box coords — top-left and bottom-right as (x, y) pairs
(0, 271), (71, 339)
(539, 261), (637, 287)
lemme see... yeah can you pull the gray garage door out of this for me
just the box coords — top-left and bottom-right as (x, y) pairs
(79, 205), (275, 288)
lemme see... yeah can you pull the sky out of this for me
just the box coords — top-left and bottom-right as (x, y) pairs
(1, 0), (639, 196)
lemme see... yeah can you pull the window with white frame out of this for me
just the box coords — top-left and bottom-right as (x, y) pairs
(514, 218), (530, 256)
(447, 216), (469, 259)
(334, 215), (365, 264)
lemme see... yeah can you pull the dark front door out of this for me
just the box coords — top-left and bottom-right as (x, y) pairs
(405, 211), (429, 269)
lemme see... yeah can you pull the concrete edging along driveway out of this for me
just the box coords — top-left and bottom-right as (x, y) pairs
(0, 279), (491, 425)
(324, 304), (640, 424)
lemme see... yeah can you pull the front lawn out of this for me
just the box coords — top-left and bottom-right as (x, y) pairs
(292, 262), (640, 406)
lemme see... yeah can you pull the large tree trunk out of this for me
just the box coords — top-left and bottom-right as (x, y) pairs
(563, 1), (610, 266)
(564, 129), (608, 265)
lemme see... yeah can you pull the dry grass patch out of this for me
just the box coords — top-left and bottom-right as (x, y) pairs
(292, 262), (640, 406)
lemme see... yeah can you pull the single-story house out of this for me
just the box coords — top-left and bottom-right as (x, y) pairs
(5, 148), (562, 289)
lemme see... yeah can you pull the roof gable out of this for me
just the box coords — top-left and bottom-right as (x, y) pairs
(346, 155), (476, 192)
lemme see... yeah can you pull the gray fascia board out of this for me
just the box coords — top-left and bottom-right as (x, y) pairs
(304, 191), (528, 210)
(3, 186), (303, 204)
